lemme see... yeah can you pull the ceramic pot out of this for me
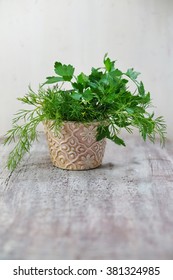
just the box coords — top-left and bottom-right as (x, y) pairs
(44, 121), (106, 170)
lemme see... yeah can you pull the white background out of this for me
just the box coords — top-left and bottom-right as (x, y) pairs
(0, 0), (173, 138)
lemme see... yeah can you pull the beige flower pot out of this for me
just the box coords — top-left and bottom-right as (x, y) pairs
(44, 121), (106, 170)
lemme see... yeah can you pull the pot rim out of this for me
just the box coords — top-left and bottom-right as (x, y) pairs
(43, 119), (108, 125)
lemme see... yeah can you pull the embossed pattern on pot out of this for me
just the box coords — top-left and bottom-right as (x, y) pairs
(44, 121), (106, 170)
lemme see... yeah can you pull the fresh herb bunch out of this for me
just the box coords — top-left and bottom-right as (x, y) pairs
(4, 54), (166, 170)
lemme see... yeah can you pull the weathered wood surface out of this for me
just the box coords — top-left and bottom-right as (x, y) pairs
(0, 133), (173, 260)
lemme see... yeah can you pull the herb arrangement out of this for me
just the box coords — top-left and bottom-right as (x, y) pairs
(4, 54), (166, 170)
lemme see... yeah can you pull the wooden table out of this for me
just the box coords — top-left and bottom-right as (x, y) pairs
(0, 134), (173, 260)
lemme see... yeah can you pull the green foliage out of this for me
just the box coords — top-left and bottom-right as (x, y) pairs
(54, 61), (74, 81)
(4, 55), (166, 170)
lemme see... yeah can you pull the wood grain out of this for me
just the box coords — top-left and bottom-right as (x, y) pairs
(0, 133), (173, 260)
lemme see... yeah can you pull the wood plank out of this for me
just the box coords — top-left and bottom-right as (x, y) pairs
(0, 134), (173, 259)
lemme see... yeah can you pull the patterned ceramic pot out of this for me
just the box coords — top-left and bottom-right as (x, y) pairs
(44, 121), (106, 170)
